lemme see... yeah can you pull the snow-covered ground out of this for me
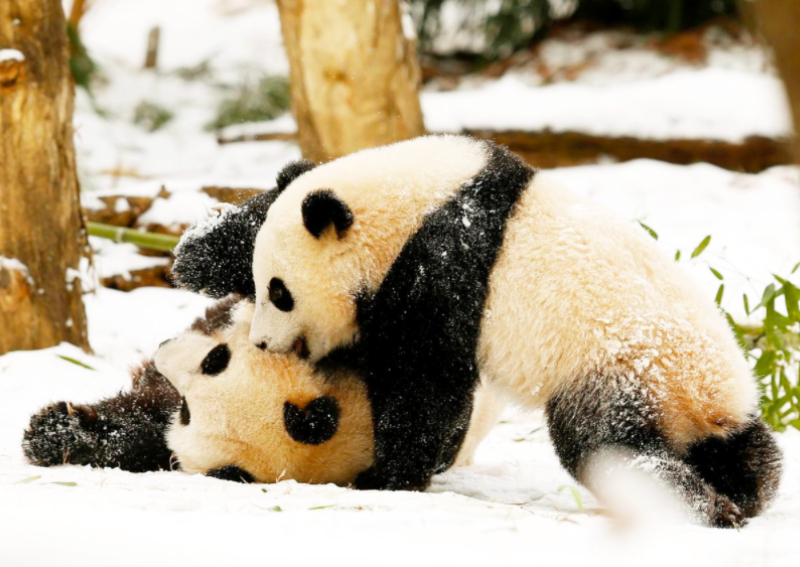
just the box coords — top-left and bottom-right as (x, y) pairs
(2, 2), (799, 565)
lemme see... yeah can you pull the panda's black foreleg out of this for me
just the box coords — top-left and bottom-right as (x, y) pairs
(22, 360), (180, 473)
(545, 375), (746, 528)
(683, 417), (782, 519)
(353, 361), (477, 491)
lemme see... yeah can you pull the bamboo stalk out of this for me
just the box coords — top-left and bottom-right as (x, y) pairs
(87, 222), (179, 253)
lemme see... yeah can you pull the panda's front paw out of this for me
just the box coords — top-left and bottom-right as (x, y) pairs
(22, 402), (99, 467)
(352, 467), (430, 492)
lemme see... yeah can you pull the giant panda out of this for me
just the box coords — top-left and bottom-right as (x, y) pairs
(24, 296), (503, 484)
(238, 135), (782, 526)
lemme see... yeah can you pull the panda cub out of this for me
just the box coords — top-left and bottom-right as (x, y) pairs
(230, 135), (782, 526)
(24, 297), (502, 484)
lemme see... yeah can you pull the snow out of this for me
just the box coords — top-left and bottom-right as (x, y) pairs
(89, 236), (169, 280)
(0, 48), (24, 62)
(423, 69), (793, 141)
(0, 256), (31, 278)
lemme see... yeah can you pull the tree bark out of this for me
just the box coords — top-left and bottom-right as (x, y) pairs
(751, 0), (800, 162)
(0, 0), (90, 355)
(276, 0), (425, 162)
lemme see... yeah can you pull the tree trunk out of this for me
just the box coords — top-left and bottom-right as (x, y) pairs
(0, 0), (90, 355)
(751, 0), (800, 162)
(276, 0), (425, 162)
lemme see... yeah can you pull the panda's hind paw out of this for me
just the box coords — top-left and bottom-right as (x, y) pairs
(22, 401), (99, 467)
(710, 494), (747, 529)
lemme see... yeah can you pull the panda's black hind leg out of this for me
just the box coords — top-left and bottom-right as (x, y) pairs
(545, 375), (746, 528)
(684, 417), (782, 519)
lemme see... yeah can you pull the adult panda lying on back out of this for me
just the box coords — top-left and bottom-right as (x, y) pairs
(237, 135), (781, 527)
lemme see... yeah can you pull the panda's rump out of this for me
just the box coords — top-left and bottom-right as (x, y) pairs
(478, 176), (757, 446)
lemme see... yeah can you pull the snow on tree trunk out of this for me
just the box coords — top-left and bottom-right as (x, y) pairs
(0, 0), (90, 355)
(752, 0), (800, 162)
(276, 0), (425, 162)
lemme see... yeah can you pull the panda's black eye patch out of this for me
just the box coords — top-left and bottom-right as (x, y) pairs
(269, 278), (294, 312)
(201, 344), (231, 375)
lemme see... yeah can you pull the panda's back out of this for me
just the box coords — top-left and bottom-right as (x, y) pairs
(479, 175), (757, 446)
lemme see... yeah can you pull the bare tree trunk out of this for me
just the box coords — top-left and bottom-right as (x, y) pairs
(751, 0), (800, 162)
(276, 0), (425, 162)
(0, 0), (90, 355)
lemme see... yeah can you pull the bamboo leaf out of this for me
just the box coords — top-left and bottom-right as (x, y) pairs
(17, 475), (41, 484)
(674, 250), (681, 261)
(48, 481), (77, 487)
(709, 267), (723, 280)
(57, 355), (94, 371)
(715, 284), (725, 306)
(558, 485), (583, 512)
(743, 294), (750, 316)
(309, 505), (335, 510)
(638, 221), (658, 240)
(691, 235), (711, 259)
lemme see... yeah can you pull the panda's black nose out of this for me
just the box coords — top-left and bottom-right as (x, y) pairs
(256, 341), (267, 351)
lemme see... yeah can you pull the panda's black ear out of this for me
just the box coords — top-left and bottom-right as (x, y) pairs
(276, 159), (316, 193)
(171, 190), (279, 300)
(301, 190), (353, 239)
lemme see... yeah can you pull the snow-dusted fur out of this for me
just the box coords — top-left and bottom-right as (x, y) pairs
(249, 135), (781, 525)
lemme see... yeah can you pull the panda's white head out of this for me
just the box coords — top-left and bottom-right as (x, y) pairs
(154, 297), (374, 485)
(250, 135), (488, 361)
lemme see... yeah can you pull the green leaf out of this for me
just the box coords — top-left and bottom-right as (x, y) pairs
(48, 481), (77, 487)
(774, 274), (787, 285)
(709, 267), (723, 281)
(261, 488), (268, 493)
(17, 475), (41, 484)
(691, 235), (711, 259)
(638, 221), (658, 240)
(792, 261), (800, 274)
(309, 505), (335, 510)
(558, 485), (583, 512)
(743, 294), (750, 316)
(269, 506), (282, 512)
(756, 284), (777, 310)
(715, 284), (725, 306)
(674, 250), (681, 261)
(57, 355), (95, 371)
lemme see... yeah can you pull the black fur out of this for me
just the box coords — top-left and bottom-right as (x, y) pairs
(283, 396), (340, 445)
(545, 376), (781, 527)
(302, 189), (354, 239)
(201, 344), (231, 375)
(205, 465), (255, 483)
(348, 140), (534, 490)
(684, 417), (782, 518)
(23, 360), (180, 473)
(171, 191), (279, 300)
(277, 159), (316, 192)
